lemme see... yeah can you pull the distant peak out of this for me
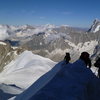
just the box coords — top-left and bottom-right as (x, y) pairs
(44, 24), (56, 29)
(61, 25), (70, 27)
(88, 18), (100, 33)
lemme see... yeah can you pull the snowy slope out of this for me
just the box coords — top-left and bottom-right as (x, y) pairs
(0, 51), (56, 89)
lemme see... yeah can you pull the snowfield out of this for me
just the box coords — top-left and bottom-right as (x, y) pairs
(0, 51), (56, 88)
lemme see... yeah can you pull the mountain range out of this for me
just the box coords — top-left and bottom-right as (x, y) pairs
(0, 19), (100, 62)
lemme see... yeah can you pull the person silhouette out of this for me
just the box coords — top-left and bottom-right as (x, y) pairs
(94, 58), (100, 78)
(23, 53), (72, 100)
(28, 52), (99, 100)
(64, 52), (71, 64)
(69, 52), (99, 100)
(79, 52), (91, 68)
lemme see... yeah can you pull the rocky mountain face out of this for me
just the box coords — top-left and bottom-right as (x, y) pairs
(22, 26), (99, 62)
(0, 41), (24, 72)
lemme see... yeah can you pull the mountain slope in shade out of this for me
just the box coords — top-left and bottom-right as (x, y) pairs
(10, 60), (100, 100)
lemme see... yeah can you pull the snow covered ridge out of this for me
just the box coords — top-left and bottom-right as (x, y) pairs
(0, 51), (56, 89)
(88, 18), (100, 33)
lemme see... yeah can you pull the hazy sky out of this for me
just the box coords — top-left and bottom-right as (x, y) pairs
(0, 0), (100, 27)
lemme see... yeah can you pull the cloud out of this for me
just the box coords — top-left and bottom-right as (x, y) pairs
(0, 27), (9, 40)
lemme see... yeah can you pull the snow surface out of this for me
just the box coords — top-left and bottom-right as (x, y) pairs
(0, 84), (23, 95)
(0, 51), (56, 89)
(89, 19), (100, 33)
(93, 25), (100, 33)
(0, 83), (23, 100)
